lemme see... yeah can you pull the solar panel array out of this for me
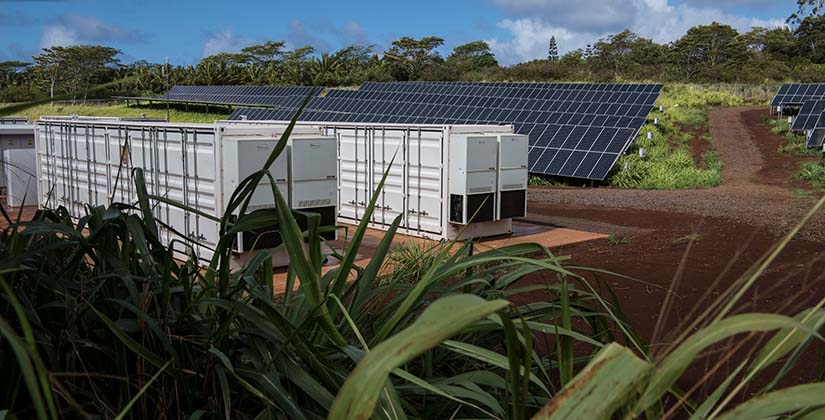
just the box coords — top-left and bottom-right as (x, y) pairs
(229, 82), (662, 180)
(117, 85), (324, 107)
(791, 100), (825, 131)
(771, 84), (825, 107)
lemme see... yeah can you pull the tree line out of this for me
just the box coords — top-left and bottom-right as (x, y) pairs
(3, 12), (825, 102)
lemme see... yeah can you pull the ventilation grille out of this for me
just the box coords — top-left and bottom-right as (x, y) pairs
(298, 198), (331, 208)
(248, 203), (276, 211)
(503, 183), (525, 190)
(468, 186), (493, 194)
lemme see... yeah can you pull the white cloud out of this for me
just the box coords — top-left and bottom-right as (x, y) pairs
(491, 0), (640, 33)
(39, 14), (141, 49)
(201, 30), (254, 57)
(486, 0), (786, 65)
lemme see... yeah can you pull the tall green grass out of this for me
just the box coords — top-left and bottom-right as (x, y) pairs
(769, 119), (821, 158)
(14, 103), (225, 124)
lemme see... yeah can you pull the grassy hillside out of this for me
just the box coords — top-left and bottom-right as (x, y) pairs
(14, 103), (227, 124)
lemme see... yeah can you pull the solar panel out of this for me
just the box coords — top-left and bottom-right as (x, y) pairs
(771, 83), (825, 107)
(807, 112), (825, 148)
(791, 100), (825, 131)
(227, 82), (661, 181)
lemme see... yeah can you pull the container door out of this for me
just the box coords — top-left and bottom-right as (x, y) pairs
(406, 129), (443, 234)
(337, 127), (369, 223)
(371, 128), (405, 226)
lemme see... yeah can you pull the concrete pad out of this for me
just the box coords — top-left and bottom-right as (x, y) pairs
(271, 221), (607, 294)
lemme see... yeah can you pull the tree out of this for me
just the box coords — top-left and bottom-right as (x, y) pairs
(32, 45), (121, 98)
(795, 15), (825, 63)
(241, 41), (286, 65)
(670, 22), (748, 81)
(548, 36), (559, 61)
(447, 40), (498, 72)
(382, 36), (445, 80)
(0, 61), (30, 89)
(592, 29), (639, 74)
(790, 0), (825, 24)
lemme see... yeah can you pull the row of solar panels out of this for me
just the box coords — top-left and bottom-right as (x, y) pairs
(771, 83), (825, 107)
(168, 85), (323, 97)
(227, 82), (662, 180)
(776, 84), (825, 149)
(229, 107), (636, 180)
(254, 97), (649, 128)
(360, 81), (663, 93)
(326, 88), (659, 105)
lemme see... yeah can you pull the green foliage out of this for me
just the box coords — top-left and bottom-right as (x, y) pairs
(606, 234), (632, 245)
(448, 41), (498, 72)
(13, 103), (224, 124)
(670, 23), (749, 82)
(608, 85), (730, 190)
(31, 45), (121, 98)
(382, 36), (445, 81)
(796, 160), (825, 190)
(769, 119), (822, 157)
(378, 241), (446, 285)
(548, 36), (559, 61)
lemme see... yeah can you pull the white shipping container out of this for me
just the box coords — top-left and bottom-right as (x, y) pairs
(218, 121), (520, 241)
(35, 119), (335, 264)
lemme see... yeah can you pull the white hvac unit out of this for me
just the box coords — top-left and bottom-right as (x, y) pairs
(0, 125), (38, 207)
(288, 136), (337, 240)
(217, 120), (523, 241)
(496, 134), (528, 220)
(448, 134), (498, 225)
(35, 118), (336, 266)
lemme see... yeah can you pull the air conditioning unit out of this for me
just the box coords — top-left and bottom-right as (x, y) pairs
(222, 137), (289, 253)
(449, 134), (498, 225)
(288, 136), (337, 240)
(496, 134), (528, 219)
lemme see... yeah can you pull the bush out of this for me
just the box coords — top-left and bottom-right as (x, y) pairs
(796, 160), (825, 190)
(769, 119), (821, 158)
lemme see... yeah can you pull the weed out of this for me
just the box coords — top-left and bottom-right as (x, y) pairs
(672, 233), (703, 245)
(793, 188), (814, 198)
(607, 233), (632, 245)
(795, 160), (825, 190)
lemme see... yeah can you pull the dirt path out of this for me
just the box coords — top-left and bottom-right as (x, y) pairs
(527, 107), (825, 242)
(709, 107), (765, 184)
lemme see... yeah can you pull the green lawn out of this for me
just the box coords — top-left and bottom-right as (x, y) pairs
(14, 102), (227, 124)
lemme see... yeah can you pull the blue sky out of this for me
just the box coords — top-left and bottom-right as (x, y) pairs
(0, 0), (796, 66)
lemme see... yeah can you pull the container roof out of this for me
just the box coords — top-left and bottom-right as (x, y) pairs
(0, 124), (34, 136)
